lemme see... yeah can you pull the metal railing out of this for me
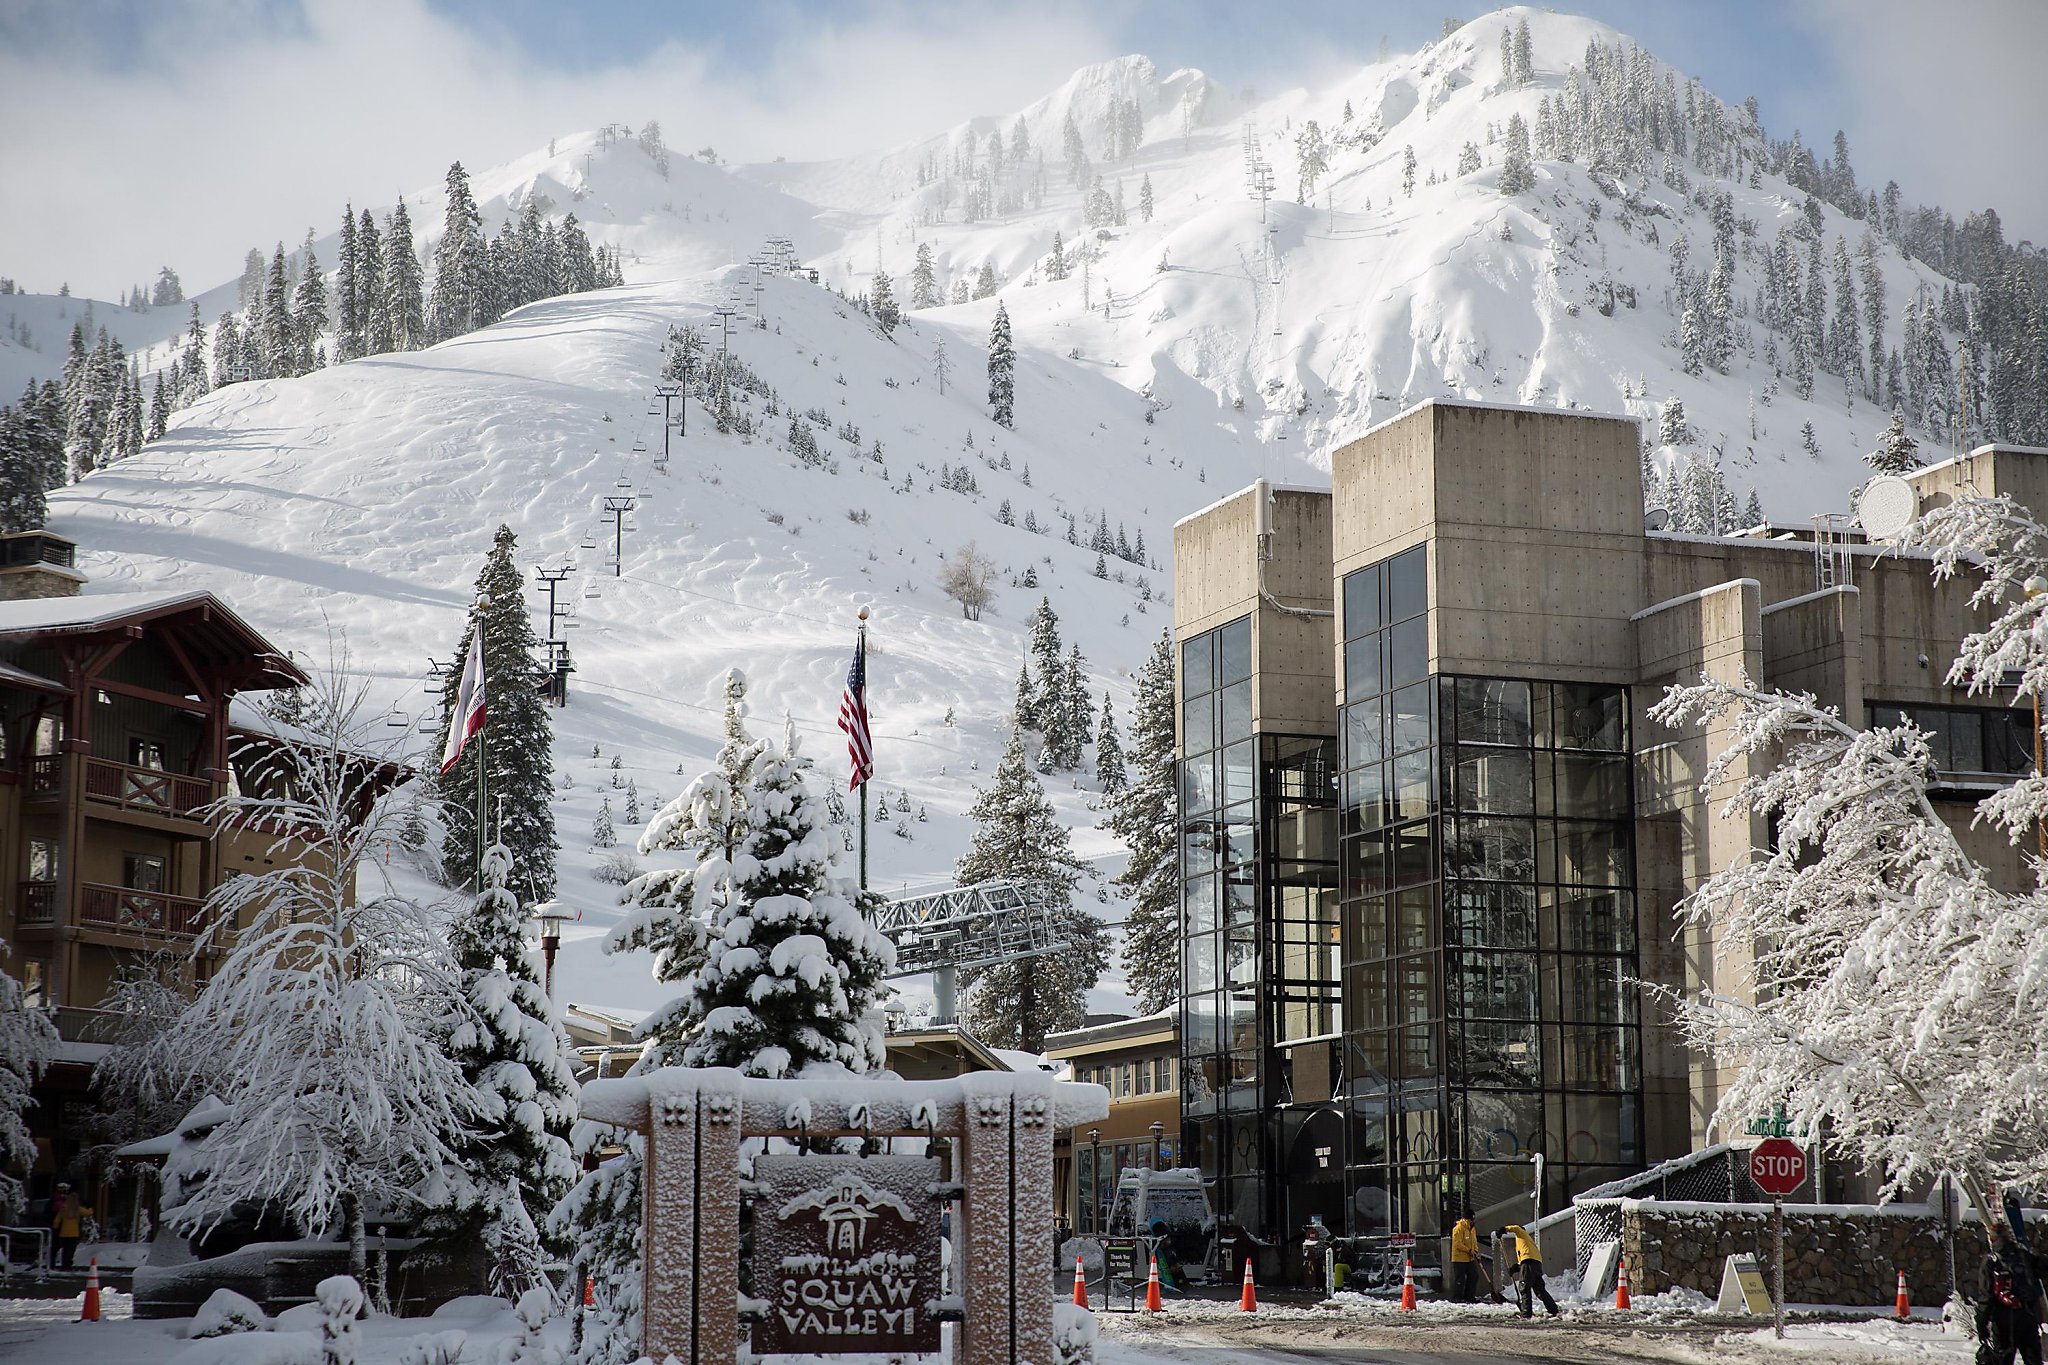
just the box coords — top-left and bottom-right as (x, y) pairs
(81, 758), (211, 817)
(0, 1226), (51, 1280)
(79, 882), (207, 937)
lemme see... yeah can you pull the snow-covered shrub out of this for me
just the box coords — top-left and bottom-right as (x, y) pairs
(397, 1332), (467, 1365)
(503, 1287), (557, 1365)
(316, 1275), (365, 1365)
(190, 1287), (269, 1337)
(592, 849), (641, 885)
(1052, 1301), (1098, 1365)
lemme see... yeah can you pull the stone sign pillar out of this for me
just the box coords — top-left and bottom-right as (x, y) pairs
(582, 1068), (1107, 1365)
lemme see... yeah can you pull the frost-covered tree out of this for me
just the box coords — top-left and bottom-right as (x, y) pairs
(1138, 174), (1154, 223)
(1401, 144), (1417, 198)
(1295, 120), (1329, 200)
(909, 243), (940, 310)
(1093, 691), (1126, 795)
(1498, 115), (1534, 194)
(131, 655), (477, 1280)
(986, 301), (1015, 429)
(1679, 307), (1705, 376)
(931, 333), (951, 395)
(430, 162), (494, 341)
(335, 209), (361, 361)
(437, 526), (557, 899)
(1026, 597), (1064, 725)
(0, 938), (56, 1218)
(870, 268), (899, 337)
(292, 246), (328, 374)
(1046, 231), (1069, 282)
(939, 541), (996, 621)
(1865, 410), (1921, 472)
(1109, 632), (1178, 1013)
(385, 198), (426, 352)
(1651, 670), (2048, 1208)
(955, 728), (1105, 1049)
(593, 796), (616, 849)
(1456, 142), (1482, 177)
(357, 208), (390, 356)
(1657, 397), (1691, 448)
(670, 725), (895, 1075)
(1800, 421), (1822, 461)
(425, 841), (578, 1294)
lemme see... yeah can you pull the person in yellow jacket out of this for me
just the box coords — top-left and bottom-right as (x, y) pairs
(50, 1183), (94, 1270)
(1503, 1223), (1560, 1318)
(1448, 1214), (1480, 1301)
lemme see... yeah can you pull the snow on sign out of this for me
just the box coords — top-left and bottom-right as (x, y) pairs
(1749, 1138), (1808, 1197)
(752, 1154), (943, 1355)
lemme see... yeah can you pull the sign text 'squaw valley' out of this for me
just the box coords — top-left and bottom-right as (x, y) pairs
(750, 1154), (944, 1356)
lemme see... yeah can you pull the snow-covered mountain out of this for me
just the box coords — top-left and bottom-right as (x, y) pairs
(28, 7), (2040, 1016)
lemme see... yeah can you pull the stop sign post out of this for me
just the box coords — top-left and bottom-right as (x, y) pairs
(1750, 1138), (1807, 1338)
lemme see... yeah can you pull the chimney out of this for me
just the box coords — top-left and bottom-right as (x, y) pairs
(0, 530), (86, 601)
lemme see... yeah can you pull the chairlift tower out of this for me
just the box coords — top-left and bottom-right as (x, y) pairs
(871, 879), (1069, 1027)
(602, 488), (639, 578)
(653, 381), (683, 466)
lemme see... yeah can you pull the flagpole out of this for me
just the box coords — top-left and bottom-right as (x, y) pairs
(857, 609), (869, 893)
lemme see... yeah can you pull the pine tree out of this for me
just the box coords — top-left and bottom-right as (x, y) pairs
(146, 373), (168, 442)
(426, 841), (578, 1293)
(1013, 662), (1036, 730)
(986, 301), (1014, 429)
(262, 243), (294, 378)
(1865, 410), (1921, 472)
(1294, 120), (1329, 201)
(910, 243), (940, 310)
(436, 526), (557, 899)
(431, 163), (494, 342)
(0, 933), (55, 1218)
(955, 728), (1105, 1049)
(1402, 144), (1418, 198)
(335, 207), (361, 361)
(973, 262), (999, 300)
(1094, 691), (1126, 794)
(179, 302), (209, 405)
(1056, 642), (1090, 770)
(871, 268), (899, 336)
(293, 247), (328, 374)
(672, 725), (894, 1075)
(0, 409), (49, 533)
(593, 797), (616, 849)
(386, 198), (427, 351)
(358, 208), (391, 355)
(1046, 231), (1069, 282)
(1742, 489), (1765, 528)
(1679, 307), (1705, 376)
(1498, 115), (1534, 194)
(1139, 174), (1154, 223)
(1026, 597), (1064, 725)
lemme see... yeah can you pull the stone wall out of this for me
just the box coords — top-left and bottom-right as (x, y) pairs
(1621, 1200), (1984, 1307)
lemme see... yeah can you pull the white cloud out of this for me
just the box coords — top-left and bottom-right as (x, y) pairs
(1786, 0), (2048, 245)
(0, 0), (1118, 295)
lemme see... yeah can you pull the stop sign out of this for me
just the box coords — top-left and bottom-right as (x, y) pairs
(1750, 1138), (1808, 1196)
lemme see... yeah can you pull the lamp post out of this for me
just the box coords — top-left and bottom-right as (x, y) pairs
(1150, 1119), (1166, 1171)
(1088, 1127), (1102, 1235)
(2027, 575), (2048, 869)
(530, 899), (573, 999)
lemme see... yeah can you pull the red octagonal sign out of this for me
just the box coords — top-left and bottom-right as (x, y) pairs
(1750, 1138), (1808, 1197)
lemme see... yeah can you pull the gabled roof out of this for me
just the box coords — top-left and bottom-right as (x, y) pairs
(0, 658), (67, 694)
(0, 590), (306, 691)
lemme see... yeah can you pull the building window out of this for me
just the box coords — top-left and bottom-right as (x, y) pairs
(123, 853), (166, 893)
(27, 838), (56, 883)
(21, 959), (47, 1009)
(128, 738), (167, 770)
(1866, 701), (2032, 778)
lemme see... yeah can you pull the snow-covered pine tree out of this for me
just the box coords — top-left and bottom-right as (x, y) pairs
(1800, 421), (1822, 461)
(426, 841), (578, 1294)
(593, 797), (616, 849)
(1046, 232), (1068, 282)
(1138, 174), (1154, 223)
(436, 526), (557, 899)
(261, 244), (294, 379)
(987, 302), (1015, 429)
(1109, 631), (1178, 1013)
(430, 162), (495, 342)
(335, 207), (360, 361)
(385, 198), (426, 351)
(0, 937), (55, 1218)
(0, 410), (50, 534)
(1294, 120), (1328, 201)
(137, 656), (478, 1281)
(1402, 144), (1417, 197)
(357, 208), (390, 356)
(1742, 489), (1765, 528)
(871, 268), (899, 336)
(674, 723), (894, 1075)
(1054, 642), (1090, 770)
(910, 243), (940, 310)
(1498, 113), (1535, 194)
(1013, 661), (1037, 731)
(1094, 691), (1126, 795)
(292, 246), (327, 374)
(1657, 397), (1689, 448)
(1865, 410), (1921, 472)
(974, 262), (999, 300)
(955, 727), (1105, 1049)
(1679, 307), (1705, 376)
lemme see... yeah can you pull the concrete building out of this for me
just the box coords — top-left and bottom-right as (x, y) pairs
(1171, 399), (2038, 1269)
(1044, 1012), (1180, 1234)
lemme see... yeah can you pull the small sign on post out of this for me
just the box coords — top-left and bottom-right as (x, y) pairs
(1749, 1138), (1808, 1339)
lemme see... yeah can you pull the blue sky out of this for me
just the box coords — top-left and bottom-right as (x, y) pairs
(3, 0), (2041, 293)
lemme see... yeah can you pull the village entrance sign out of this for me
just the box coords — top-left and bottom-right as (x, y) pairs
(583, 1067), (1108, 1365)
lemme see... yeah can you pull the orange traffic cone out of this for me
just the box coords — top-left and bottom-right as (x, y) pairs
(1615, 1257), (1632, 1310)
(1399, 1256), (1418, 1310)
(1145, 1255), (1163, 1312)
(1239, 1257), (1257, 1312)
(583, 1274), (595, 1308)
(1073, 1255), (1090, 1310)
(1894, 1268), (1910, 1320)
(78, 1257), (102, 1323)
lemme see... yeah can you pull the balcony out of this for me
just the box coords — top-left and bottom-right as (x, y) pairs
(26, 756), (60, 797)
(16, 880), (57, 927)
(79, 882), (208, 938)
(82, 757), (213, 820)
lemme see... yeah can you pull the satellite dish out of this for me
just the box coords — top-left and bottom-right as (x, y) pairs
(1644, 507), (1670, 532)
(1858, 475), (1919, 540)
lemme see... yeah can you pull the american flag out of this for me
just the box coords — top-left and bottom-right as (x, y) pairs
(837, 634), (873, 791)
